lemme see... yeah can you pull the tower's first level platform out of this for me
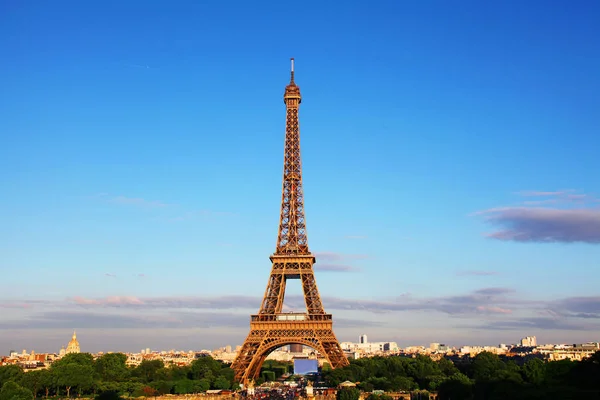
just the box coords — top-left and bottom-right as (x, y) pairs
(251, 313), (332, 323)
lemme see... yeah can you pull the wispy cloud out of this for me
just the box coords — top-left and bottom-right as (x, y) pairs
(0, 303), (32, 309)
(67, 288), (519, 317)
(287, 288), (519, 317)
(475, 190), (600, 243)
(5, 290), (600, 335)
(474, 317), (586, 331)
(72, 296), (144, 306)
(104, 273), (117, 278)
(474, 287), (515, 296)
(0, 311), (247, 330)
(549, 296), (600, 319)
(70, 295), (259, 310)
(475, 306), (512, 314)
(313, 251), (367, 272)
(478, 207), (600, 243)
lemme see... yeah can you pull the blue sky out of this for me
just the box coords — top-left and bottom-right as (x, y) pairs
(1, 0), (600, 353)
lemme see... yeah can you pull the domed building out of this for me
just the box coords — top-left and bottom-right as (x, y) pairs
(65, 331), (80, 354)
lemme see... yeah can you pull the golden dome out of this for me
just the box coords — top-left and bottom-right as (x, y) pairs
(66, 330), (80, 354)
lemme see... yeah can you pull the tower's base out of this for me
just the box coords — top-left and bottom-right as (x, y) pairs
(231, 314), (349, 384)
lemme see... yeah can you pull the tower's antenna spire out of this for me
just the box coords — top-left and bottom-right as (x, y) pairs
(290, 57), (295, 83)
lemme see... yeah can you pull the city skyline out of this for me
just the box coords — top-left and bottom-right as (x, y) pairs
(0, 329), (590, 356)
(2, 1), (600, 352)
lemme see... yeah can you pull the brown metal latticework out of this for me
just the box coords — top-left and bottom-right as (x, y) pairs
(231, 59), (349, 384)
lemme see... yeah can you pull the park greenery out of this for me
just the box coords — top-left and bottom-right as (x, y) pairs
(1, 351), (600, 399)
(0, 353), (237, 400)
(324, 351), (600, 399)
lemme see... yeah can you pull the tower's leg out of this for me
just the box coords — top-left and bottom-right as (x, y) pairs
(301, 272), (325, 314)
(231, 330), (264, 383)
(259, 273), (286, 314)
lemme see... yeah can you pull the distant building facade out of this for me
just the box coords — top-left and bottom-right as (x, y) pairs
(65, 331), (81, 354)
(521, 336), (537, 347)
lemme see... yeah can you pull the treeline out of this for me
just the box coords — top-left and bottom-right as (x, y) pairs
(256, 360), (293, 384)
(0, 353), (237, 400)
(4, 351), (600, 400)
(322, 351), (600, 399)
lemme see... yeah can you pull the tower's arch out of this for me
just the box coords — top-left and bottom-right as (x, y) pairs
(243, 338), (326, 383)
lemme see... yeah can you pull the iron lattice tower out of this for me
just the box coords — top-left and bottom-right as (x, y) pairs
(231, 59), (349, 384)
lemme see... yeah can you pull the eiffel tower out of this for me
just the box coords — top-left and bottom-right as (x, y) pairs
(231, 59), (349, 384)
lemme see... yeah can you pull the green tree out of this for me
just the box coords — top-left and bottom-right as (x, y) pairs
(407, 355), (440, 386)
(216, 367), (234, 387)
(358, 381), (374, 392)
(0, 366), (24, 388)
(133, 360), (164, 383)
(261, 371), (275, 382)
(20, 370), (45, 398)
(324, 367), (354, 387)
(572, 351), (600, 393)
(53, 361), (94, 397)
(189, 357), (221, 383)
(169, 366), (190, 381)
(426, 374), (446, 391)
(502, 360), (523, 382)
(213, 376), (230, 390)
(437, 358), (459, 376)
(469, 352), (505, 381)
(151, 380), (172, 396)
(120, 381), (143, 398)
(193, 379), (210, 393)
(56, 353), (94, 368)
(390, 376), (416, 391)
(336, 387), (360, 400)
(95, 390), (123, 400)
(0, 381), (33, 400)
(544, 359), (575, 386)
(95, 353), (129, 382)
(97, 381), (120, 397)
(437, 373), (473, 400)
(38, 369), (56, 398)
(173, 379), (194, 394)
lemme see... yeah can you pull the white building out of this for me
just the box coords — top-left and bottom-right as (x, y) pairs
(340, 334), (398, 354)
(520, 336), (537, 347)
